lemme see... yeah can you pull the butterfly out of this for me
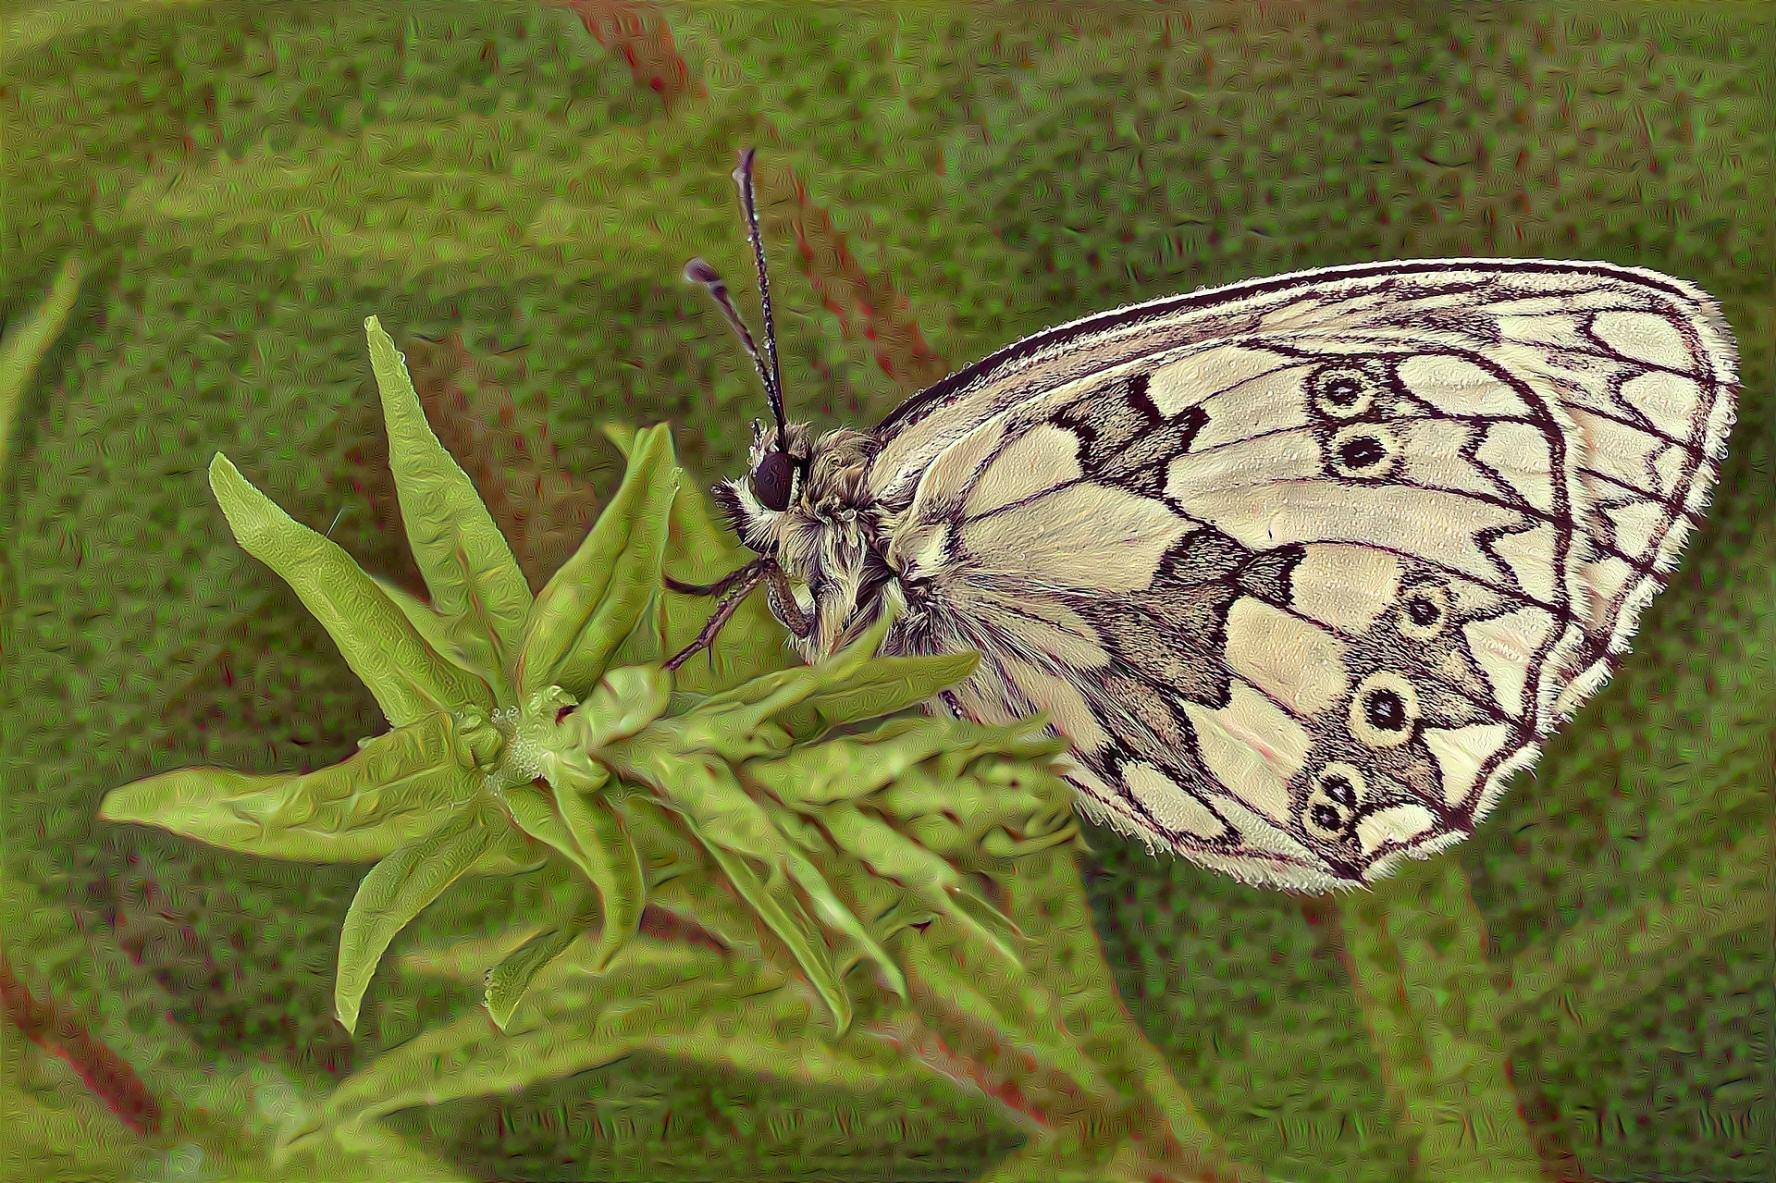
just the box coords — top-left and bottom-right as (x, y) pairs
(664, 149), (1739, 891)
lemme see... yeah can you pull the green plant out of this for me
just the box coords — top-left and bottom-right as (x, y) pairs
(99, 318), (1240, 1181)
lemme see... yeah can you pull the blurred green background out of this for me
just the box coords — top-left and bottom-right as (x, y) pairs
(2, 1), (1770, 1180)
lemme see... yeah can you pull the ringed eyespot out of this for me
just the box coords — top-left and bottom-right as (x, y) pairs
(1349, 672), (1420, 748)
(1308, 364), (1378, 420)
(1396, 581), (1453, 641)
(1327, 424), (1400, 481)
(1302, 762), (1368, 839)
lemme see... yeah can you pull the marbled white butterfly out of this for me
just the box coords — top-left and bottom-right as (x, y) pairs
(667, 149), (1738, 891)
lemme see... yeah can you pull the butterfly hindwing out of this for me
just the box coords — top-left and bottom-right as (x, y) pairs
(867, 260), (1736, 889)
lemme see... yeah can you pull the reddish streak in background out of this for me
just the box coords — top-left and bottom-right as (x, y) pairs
(0, 951), (163, 1135)
(558, 0), (696, 106)
(763, 161), (950, 391)
(552, 0), (949, 394)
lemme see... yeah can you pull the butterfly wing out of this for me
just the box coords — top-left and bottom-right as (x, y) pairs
(867, 260), (1737, 889)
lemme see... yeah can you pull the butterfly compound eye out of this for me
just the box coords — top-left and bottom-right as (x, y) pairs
(751, 449), (794, 512)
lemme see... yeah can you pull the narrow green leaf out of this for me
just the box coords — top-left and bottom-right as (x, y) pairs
(655, 758), (876, 1029)
(1336, 860), (1542, 1183)
(778, 844), (906, 1002)
(802, 651), (980, 727)
(555, 784), (647, 972)
(572, 665), (673, 750)
(483, 900), (599, 1030)
(743, 721), (973, 807)
(500, 775), (646, 975)
(668, 612), (898, 759)
(602, 420), (745, 585)
(365, 316), (530, 699)
(0, 255), (84, 475)
(821, 806), (1023, 965)
(605, 422), (794, 695)
(98, 714), (482, 863)
(692, 828), (851, 1033)
(499, 780), (582, 867)
(335, 804), (499, 1034)
(304, 940), (914, 1154)
(516, 424), (677, 698)
(371, 575), (494, 684)
(209, 454), (494, 725)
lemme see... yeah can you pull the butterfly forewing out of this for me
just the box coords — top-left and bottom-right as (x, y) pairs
(853, 260), (1735, 890)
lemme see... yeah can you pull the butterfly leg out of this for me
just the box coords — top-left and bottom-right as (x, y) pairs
(763, 563), (812, 639)
(664, 563), (763, 598)
(663, 559), (769, 672)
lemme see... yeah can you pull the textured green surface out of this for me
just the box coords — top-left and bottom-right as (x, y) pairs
(2, 1), (1772, 1180)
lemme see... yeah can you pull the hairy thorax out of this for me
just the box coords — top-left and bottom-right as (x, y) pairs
(719, 424), (910, 661)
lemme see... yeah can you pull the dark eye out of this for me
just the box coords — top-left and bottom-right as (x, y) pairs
(751, 450), (794, 512)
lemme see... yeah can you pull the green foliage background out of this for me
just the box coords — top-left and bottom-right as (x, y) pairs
(2, 2), (1771, 1180)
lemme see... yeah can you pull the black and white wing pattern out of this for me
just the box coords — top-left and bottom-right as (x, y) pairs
(866, 260), (1737, 890)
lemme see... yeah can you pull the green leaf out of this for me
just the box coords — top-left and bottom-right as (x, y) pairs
(665, 611), (898, 760)
(0, 255), (84, 477)
(208, 454), (494, 725)
(482, 901), (598, 1030)
(302, 939), (932, 1159)
(1336, 860), (1543, 1183)
(555, 784), (648, 972)
(820, 805), (1023, 966)
(515, 423), (677, 698)
(743, 719), (977, 807)
(498, 774), (646, 975)
(802, 651), (980, 727)
(659, 756), (899, 1031)
(370, 577), (492, 683)
(777, 842), (906, 1002)
(334, 803), (500, 1034)
(98, 714), (483, 863)
(692, 828), (851, 1032)
(602, 423), (797, 696)
(572, 665), (673, 750)
(365, 316), (531, 700)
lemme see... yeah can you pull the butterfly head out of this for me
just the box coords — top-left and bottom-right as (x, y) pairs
(715, 418), (815, 550)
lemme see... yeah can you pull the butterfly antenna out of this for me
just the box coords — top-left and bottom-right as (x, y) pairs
(683, 257), (774, 410)
(731, 147), (788, 448)
(682, 148), (791, 452)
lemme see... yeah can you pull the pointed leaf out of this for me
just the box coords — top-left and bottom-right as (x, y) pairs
(743, 719), (973, 807)
(335, 803), (500, 1033)
(691, 825), (851, 1032)
(605, 422), (792, 694)
(500, 777), (646, 975)
(802, 651), (979, 727)
(209, 454), (493, 724)
(498, 780), (583, 867)
(573, 665), (674, 749)
(658, 759), (877, 1030)
(98, 714), (483, 863)
(555, 784), (647, 972)
(371, 575), (494, 684)
(301, 940), (910, 1155)
(669, 611), (897, 758)
(607, 427), (738, 585)
(1, 255), (84, 473)
(483, 901), (598, 1030)
(821, 805), (1024, 966)
(778, 844), (906, 1002)
(366, 316), (530, 698)
(516, 424), (677, 698)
